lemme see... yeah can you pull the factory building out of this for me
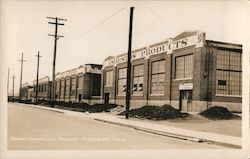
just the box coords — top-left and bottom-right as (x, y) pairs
(55, 64), (102, 104)
(101, 31), (242, 112)
(31, 76), (52, 102)
(20, 83), (33, 101)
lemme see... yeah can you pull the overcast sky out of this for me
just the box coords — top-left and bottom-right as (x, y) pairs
(1, 0), (249, 95)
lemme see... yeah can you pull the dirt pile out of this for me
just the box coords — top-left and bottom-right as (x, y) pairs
(120, 105), (188, 120)
(42, 101), (118, 113)
(200, 106), (237, 120)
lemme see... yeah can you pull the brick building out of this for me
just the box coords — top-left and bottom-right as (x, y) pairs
(20, 83), (33, 101)
(55, 64), (102, 104)
(101, 31), (242, 112)
(31, 76), (52, 102)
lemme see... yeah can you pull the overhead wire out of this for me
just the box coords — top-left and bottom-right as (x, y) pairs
(61, 7), (126, 49)
(40, 7), (126, 53)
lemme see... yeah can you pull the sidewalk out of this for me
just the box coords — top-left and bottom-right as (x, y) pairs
(20, 103), (242, 148)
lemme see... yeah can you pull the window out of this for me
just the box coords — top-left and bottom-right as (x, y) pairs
(175, 54), (193, 79)
(216, 51), (242, 96)
(56, 81), (60, 92)
(133, 64), (144, 95)
(105, 71), (113, 86)
(70, 77), (76, 95)
(65, 79), (70, 95)
(44, 84), (47, 91)
(78, 76), (83, 89)
(151, 60), (165, 94)
(117, 68), (127, 95)
(60, 80), (64, 96)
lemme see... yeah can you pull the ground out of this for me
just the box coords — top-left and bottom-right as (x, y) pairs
(8, 103), (227, 150)
(126, 113), (241, 137)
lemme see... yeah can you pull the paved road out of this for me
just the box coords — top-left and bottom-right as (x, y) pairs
(8, 103), (227, 150)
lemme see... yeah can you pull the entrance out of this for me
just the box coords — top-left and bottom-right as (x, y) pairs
(104, 93), (109, 104)
(78, 94), (82, 102)
(180, 90), (192, 112)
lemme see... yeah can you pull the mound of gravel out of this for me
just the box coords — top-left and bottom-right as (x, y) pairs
(42, 101), (118, 113)
(91, 103), (119, 112)
(200, 106), (236, 120)
(120, 105), (187, 120)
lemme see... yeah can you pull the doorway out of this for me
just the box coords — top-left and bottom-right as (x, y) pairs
(78, 94), (82, 102)
(104, 93), (109, 104)
(180, 90), (192, 112)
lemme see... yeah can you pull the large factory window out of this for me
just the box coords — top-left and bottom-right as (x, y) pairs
(216, 51), (242, 96)
(151, 60), (165, 94)
(56, 81), (60, 92)
(65, 79), (70, 95)
(105, 71), (113, 87)
(175, 54), (193, 79)
(117, 68), (127, 95)
(71, 77), (76, 95)
(60, 80), (64, 96)
(78, 76), (83, 89)
(133, 64), (144, 95)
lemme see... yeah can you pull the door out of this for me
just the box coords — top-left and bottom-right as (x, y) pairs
(104, 93), (109, 104)
(78, 94), (82, 102)
(180, 90), (192, 112)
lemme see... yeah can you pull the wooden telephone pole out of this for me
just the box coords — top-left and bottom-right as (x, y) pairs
(18, 52), (27, 101)
(7, 67), (10, 97)
(125, 7), (134, 119)
(12, 75), (15, 101)
(35, 51), (42, 103)
(47, 16), (66, 104)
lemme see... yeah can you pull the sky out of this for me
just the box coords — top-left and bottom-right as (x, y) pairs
(1, 0), (249, 95)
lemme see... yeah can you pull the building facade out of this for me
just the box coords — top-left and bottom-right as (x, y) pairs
(55, 64), (102, 104)
(31, 76), (52, 102)
(20, 83), (33, 101)
(101, 31), (242, 112)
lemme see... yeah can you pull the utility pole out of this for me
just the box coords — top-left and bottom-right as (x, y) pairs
(7, 67), (10, 97)
(12, 75), (15, 101)
(47, 16), (66, 105)
(125, 7), (134, 119)
(35, 51), (42, 103)
(18, 52), (27, 102)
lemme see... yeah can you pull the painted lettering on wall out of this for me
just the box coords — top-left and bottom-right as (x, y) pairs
(104, 33), (205, 67)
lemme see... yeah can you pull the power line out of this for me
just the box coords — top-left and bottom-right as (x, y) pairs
(38, 7), (125, 56)
(61, 7), (125, 48)
(148, 7), (169, 27)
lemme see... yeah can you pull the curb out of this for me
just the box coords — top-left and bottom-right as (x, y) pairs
(93, 118), (241, 149)
(18, 103), (65, 114)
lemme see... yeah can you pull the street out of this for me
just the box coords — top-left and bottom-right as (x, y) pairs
(8, 103), (227, 150)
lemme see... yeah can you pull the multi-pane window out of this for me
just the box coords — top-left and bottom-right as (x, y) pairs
(151, 60), (165, 94)
(117, 68), (127, 95)
(70, 77), (76, 95)
(216, 51), (242, 96)
(175, 54), (193, 79)
(44, 83), (47, 91)
(56, 81), (60, 92)
(60, 80), (64, 97)
(65, 79), (70, 95)
(105, 71), (113, 86)
(78, 76), (83, 89)
(133, 65), (144, 95)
